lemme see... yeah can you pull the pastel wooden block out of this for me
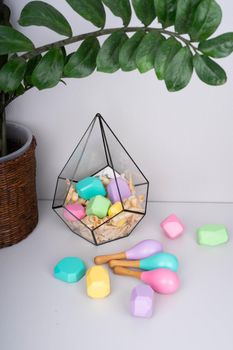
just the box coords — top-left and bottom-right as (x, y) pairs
(86, 266), (110, 299)
(130, 284), (155, 318)
(76, 176), (106, 200)
(86, 195), (111, 218)
(107, 178), (131, 203)
(63, 203), (85, 221)
(160, 214), (184, 239)
(108, 202), (123, 217)
(197, 224), (229, 246)
(54, 257), (86, 283)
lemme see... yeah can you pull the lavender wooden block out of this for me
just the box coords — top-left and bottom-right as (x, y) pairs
(130, 284), (155, 318)
(107, 178), (131, 203)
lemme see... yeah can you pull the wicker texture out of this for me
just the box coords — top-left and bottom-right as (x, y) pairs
(0, 137), (38, 248)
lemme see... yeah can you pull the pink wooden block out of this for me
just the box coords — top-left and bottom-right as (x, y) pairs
(63, 203), (85, 222)
(160, 214), (184, 239)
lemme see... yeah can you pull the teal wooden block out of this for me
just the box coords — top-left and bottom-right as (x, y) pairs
(86, 195), (111, 218)
(54, 257), (86, 283)
(197, 225), (229, 246)
(76, 177), (106, 200)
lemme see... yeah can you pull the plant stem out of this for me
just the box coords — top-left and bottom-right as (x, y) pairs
(0, 92), (7, 157)
(161, 29), (198, 54)
(21, 26), (199, 60)
(4, 86), (33, 108)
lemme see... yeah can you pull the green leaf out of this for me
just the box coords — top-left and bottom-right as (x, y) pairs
(154, 37), (182, 80)
(198, 33), (233, 58)
(0, 25), (34, 55)
(66, 0), (105, 28)
(24, 55), (42, 86)
(132, 0), (156, 26)
(0, 57), (27, 92)
(97, 31), (128, 73)
(19, 1), (72, 37)
(136, 31), (165, 73)
(154, 0), (177, 28)
(15, 84), (25, 97)
(165, 47), (193, 91)
(189, 0), (222, 42)
(65, 53), (73, 64)
(32, 48), (64, 89)
(64, 37), (100, 78)
(193, 54), (226, 85)
(175, 0), (202, 34)
(119, 31), (145, 71)
(102, 0), (131, 26)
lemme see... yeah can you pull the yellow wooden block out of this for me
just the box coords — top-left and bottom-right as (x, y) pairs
(86, 266), (110, 299)
(108, 202), (123, 217)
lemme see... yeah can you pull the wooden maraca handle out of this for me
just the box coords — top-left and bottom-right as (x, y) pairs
(109, 259), (140, 269)
(94, 252), (126, 265)
(113, 266), (141, 279)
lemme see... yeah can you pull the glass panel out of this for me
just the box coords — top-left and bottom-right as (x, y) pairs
(123, 183), (149, 214)
(60, 116), (108, 181)
(100, 117), (148, 185)
(54, 207), (95, 244)
(53, 178), (69, 208)
(93, 211), (144, 245)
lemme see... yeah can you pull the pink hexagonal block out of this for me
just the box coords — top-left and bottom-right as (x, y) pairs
(63, 203), (86, 222)
(130, 284), (155, 318)
(160, 214), (184, 239)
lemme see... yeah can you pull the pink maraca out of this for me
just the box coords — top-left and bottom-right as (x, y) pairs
(113, 267), (179, 294)
(94, 240), (163, 265)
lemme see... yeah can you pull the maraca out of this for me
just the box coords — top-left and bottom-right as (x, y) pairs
(109, 252), (179, 272)
(94, 240), (163, 265)
(113, 266), (179, 294)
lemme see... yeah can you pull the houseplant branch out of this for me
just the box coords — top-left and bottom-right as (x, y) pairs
(20, 26), (199, 61)
(1, 0), (233, 157)
(1, 25), (199, 141)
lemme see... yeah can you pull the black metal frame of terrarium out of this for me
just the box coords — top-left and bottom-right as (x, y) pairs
(52, 114), (149, 245)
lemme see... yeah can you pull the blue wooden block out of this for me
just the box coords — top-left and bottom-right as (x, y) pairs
(76, 177), (106, 200)
(54, 257), (86, 283)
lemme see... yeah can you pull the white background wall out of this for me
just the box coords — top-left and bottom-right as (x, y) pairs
(5, 0), (233, 202)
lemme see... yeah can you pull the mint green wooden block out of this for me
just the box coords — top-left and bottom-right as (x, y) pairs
(197, 224), (229, 246)
(86, 195), (111, 219)
(54, 257), (86, 283)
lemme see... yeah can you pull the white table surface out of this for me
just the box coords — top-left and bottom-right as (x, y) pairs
(1, 200), (233, 350)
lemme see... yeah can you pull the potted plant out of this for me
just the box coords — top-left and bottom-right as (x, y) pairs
(1, 0), (233, 247)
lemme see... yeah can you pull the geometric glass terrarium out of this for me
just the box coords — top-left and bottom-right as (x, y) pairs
(52, 114), (149, 245)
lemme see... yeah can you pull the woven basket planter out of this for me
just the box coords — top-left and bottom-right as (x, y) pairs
(0, 123), (38, 248)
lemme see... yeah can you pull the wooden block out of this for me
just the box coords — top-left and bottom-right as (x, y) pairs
(54, 257), (86, 283)
(86, 195), (111, 218)
(161, 214), (184, 239)
(76, 176), (106, 200)
(108, 202), (123, 217)
(197, 224), (229, 246)
(130, 284), (155, 318)
(86, 266), (110, 298)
